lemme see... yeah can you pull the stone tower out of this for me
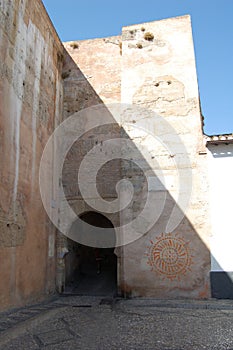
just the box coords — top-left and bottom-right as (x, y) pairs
(60, 15), (211, 298)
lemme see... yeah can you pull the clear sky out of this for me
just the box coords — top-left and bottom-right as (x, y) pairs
(42, 0), (233, 135)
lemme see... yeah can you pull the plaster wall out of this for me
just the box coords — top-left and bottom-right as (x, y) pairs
(119, 16), (211, 298)
(207, 143), (233, 298)
(208, 144), (233, 272)
(0, 0), (64, 310)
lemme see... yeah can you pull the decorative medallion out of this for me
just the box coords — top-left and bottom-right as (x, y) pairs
(146, 233), (193, 280)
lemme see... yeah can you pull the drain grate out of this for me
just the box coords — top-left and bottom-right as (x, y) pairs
(71, 305), (92, 308)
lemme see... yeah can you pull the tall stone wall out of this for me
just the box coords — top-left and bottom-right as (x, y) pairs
(61, 37), (122, 224)
(120, 16), (211, 298)
(62, 16), (211, 298)
(0, 0), (64, 309)
(57, 38), (123, 290)
(0, 2), (212, 307)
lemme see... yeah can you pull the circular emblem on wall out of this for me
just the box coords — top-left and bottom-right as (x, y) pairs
(146, 233), (193, 280)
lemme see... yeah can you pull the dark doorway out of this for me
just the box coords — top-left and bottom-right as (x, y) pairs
(64, 212), (117, 296)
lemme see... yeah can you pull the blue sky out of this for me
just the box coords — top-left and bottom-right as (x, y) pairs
(42, 0), (233, 135)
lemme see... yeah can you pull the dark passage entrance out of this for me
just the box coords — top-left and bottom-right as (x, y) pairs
(64, 212), (117, 296)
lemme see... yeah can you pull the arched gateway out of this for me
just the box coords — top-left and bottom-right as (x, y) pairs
(62, 212), (118, 296)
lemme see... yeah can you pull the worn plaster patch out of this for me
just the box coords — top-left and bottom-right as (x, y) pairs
(0, 200), (26, 247)
(133, 75), (195, 116)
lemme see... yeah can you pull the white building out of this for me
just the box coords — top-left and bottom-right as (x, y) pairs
(207, 135), (233, 298)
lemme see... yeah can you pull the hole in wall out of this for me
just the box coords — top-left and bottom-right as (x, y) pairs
(144, 32), (154, 41)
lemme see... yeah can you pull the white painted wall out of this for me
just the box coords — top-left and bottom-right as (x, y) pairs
(208, 144), (233, 271)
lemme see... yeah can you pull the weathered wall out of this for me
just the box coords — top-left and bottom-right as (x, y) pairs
(62, 37), (122, 214)
(120, 16), (211, 298)
(56, 38), (122, 291)
(63, 36), (121, 109)
(0, 3), (212, 306)
(0, 0), (64, 310)
(62, 37), (123, 223)
(60, 16), (211, 299)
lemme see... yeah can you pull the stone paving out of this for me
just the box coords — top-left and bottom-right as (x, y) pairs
(1, 296), (233, 349)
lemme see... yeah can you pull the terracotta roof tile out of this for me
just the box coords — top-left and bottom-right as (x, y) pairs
(205, 134), (233, 144)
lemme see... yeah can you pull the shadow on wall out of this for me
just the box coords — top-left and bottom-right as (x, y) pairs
(210, 271), (233, 299)
(56, 50), (233, 299)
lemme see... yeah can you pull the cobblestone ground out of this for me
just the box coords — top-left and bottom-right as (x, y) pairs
(1, 296), (233, 349)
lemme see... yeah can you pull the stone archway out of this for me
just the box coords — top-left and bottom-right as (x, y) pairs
(61, 211), (118, 296)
